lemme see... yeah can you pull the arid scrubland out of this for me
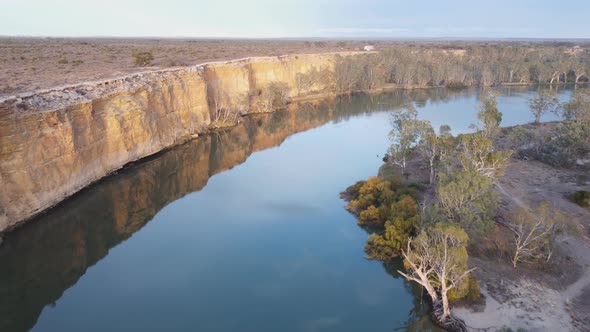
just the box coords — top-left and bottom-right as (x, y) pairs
(1, 37), (589, 98)
(0, 38), (364, 96)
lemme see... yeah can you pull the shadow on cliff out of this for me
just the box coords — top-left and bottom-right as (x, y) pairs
(0, 89), (463, 332)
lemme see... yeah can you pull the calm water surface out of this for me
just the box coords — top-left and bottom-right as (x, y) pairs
(0, 86), (573, 331)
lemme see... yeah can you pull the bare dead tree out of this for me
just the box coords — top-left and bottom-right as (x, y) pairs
(207, 79), (243, 126)
(504, 204), (563, 268)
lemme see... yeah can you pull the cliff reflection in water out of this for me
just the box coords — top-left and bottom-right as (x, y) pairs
(0, 88), (463, 332)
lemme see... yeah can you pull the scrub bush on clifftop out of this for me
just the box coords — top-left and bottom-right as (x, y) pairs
(132, 51), (154, 67)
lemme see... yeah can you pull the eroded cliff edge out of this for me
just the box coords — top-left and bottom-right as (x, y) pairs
(0, 52), (367, 231)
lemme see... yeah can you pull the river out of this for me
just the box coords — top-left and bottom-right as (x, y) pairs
(0, 86), (573, 332)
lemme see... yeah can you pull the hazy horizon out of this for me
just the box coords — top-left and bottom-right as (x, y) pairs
(1, 0), (589, 39)
(2, 36), (590, 42)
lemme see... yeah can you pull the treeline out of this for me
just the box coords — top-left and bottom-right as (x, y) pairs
(329, 45), (590, 91)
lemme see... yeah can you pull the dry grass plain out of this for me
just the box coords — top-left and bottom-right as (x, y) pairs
(0, 38), (372, 97)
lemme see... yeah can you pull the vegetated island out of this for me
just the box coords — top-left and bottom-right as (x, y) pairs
(341, 88), (590, 331)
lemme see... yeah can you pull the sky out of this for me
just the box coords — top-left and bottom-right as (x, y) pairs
(1, 0), (589, 39)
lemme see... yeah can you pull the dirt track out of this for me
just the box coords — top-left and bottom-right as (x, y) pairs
(456, 157), (590, 331)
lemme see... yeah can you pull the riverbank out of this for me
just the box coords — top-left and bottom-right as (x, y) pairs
(377, 122), (590, 331)
(454, 123), (590, 331)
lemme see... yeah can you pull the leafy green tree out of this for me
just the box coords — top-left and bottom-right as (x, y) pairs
(525, 121), (589, 168)
(528, 89), (560, 123)
(417, 123), (455, 185)
(436, 169), (496, 228)
(388, 105), (428, 174)
(563, 88), (590, 125)
(476, 90), (503, 138)
(554, 121), (590, 156)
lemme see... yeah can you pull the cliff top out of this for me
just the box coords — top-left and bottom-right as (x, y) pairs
(0, 51), (366, 113)
(0, 38), (369, 99)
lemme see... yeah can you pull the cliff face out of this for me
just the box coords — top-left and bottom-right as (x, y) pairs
(0, 52), (364, 232)
(0, 70), (210, 231)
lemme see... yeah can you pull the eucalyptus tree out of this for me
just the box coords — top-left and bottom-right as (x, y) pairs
(388, 105), (428, 174)
(475, 90), (503, 138)
(458, 133), (512, 180)
(417, 123), (454, 185)
(436, 168), (497, 227)
(563, 88), (590, 124)
(437, 127), (511, 226)
(528, 89), (561, 123)
(399, 223), (473, 320)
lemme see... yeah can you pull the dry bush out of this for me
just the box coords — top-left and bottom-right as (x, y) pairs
(254, 82), (290, 112)
(132, 51), (154, 67)
(569, 190), (590, 207)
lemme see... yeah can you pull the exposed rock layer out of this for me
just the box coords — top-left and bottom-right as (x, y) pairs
(0, 52), (363, 231)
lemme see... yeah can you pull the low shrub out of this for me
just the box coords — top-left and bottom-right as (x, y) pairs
(363, 195), (421, 260)
(255, 82), (290, 112)
(448, 274), (480, 302)
(446, 81), (468, 89)
(132, 51), (154, 67)
(343, 176), (422, 261)
(522, 122), (590, 168)
(365, 224), (407, 261)
(569, 190), (590, 207)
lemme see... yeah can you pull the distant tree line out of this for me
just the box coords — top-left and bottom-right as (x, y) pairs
(326, 45), (590, 91)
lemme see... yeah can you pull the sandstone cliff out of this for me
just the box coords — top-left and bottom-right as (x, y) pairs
(0, 52), (366, 232)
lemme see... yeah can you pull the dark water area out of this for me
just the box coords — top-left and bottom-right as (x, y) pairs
(0, 86), (574, 332)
